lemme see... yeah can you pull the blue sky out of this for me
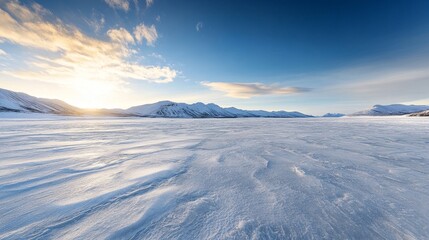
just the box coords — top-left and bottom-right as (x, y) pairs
(1, 0), (429, 114)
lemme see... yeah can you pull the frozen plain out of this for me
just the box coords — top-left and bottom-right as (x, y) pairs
(0, 116), (428, 239)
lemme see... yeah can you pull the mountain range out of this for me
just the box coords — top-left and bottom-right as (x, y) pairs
(322, 113), (345, 118)
(1, 88), (428, 118)
(350, 104), (429, 116)
(0, 88), (311, 118)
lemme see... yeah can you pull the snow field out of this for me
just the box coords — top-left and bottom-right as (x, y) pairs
(0, 117), (428, 239)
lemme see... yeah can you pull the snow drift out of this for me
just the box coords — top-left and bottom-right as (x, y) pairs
(0, 117), (428, 239)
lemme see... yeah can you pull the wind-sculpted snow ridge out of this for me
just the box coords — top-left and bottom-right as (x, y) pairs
(0, 117), (428, 239)
(351, 104), (429, 116)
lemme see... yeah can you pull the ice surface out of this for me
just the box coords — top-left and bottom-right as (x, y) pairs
(0, 117), (428, 239)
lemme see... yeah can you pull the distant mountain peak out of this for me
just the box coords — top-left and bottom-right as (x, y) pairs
(351, 104), (429, 116)
(322, 113), (345, 117)
(126, 100), (312, 118)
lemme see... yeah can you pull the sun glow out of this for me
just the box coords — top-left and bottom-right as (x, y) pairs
(69, 79), (117, 109)
(0, 0), (176, 112)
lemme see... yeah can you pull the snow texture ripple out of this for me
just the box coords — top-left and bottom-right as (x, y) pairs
(0, 117), (428, 239)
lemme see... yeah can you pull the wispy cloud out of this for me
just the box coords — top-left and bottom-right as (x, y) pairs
(0, 0), (176, 87)
(107, 27), (135, 45)
(85, 10), (105, 33)
(105, 0), (129, 11)
(149, 52), (165, 61)
(0, 49), (6, 56)
(334, 68), (429, 91)
(146, 0), (154, 8)
(202, 82), (309, 98)
(196, 22), (203, 32)
(134, 23), (158, 46)
(402, 98), (429, 105)
(133, 0), (139, 12)
(325, 66), (429, 104)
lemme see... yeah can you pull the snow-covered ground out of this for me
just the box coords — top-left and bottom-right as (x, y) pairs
(0, 117), (428, 239)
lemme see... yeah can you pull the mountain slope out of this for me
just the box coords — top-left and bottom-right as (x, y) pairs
(246, 110), (311, 118)
(127, 101), (312, 118)
(127, 101), (236, 118)
(0, 88), (81, 115)
(350, 104), (429, 116)
(322, 113), (345, 118)
(409, 110), (429, 117)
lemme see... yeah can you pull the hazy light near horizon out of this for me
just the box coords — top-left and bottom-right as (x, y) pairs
(0, 0), (175, 108)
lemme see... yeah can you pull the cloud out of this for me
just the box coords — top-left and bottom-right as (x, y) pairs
(402, 98), (429, 105)
(196, 22), (203, 31)
(326, 67), (429, 104)
(146, 0), (154, 8)
(336, 68), (429, 91)
(107, 27), (135, 45)
(85, 10), (105, 33)
(0, 49), (6, 56)
(105, 0), (129, 11)
(133, 23), (158, 46)
(133, 0), (140, 12)
(0, 1), (176, 86)
(149, 52), (165, 61)
(202, 82), (309, 98)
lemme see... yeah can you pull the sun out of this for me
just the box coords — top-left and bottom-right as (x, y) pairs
(69, 79), (117, 109)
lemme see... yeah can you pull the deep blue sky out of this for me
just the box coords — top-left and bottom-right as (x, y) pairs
(1, 0), (429, 114)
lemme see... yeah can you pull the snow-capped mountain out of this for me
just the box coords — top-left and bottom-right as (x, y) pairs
(350, 104), (429, 116)
(126, 101), (312, 118)
(0, 88), (312, 118)
(126, 101), (237, 118)
(322, 113), (345, 118)
(0, 88), (81, 115)
(409, 110), (429, 116)
(247, 110), (311, 118)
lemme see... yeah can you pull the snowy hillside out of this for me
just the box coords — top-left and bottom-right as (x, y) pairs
(127, 101), (312, 118)
(351, 104), (429, 116)
(0, 88), (80, 115)
(409, 110), (429, 116)
(127, 101), (236, 118)
(0, 117), (428, 239)
(247, 109), (311, 118)
(322, 113), (345, 117)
